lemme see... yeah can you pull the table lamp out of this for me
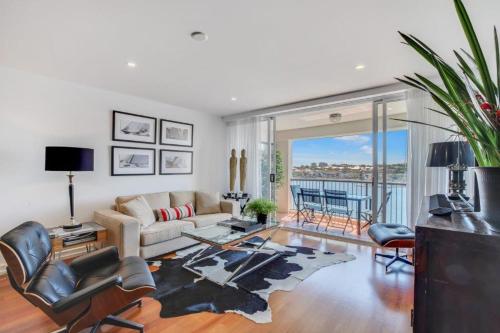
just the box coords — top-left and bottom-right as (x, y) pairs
(45, 146), (94, 230)
(426, 141), (474, 201)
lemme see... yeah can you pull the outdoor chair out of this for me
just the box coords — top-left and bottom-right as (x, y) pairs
(290, 185), (307, 224)
(360, 191), (393, 230)
(300, 188), (324, 228)
(323, 190), (353, 234)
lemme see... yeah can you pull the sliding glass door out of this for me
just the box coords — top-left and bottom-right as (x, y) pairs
(259, 116), (277, 202)
(372, 97), (408, 225)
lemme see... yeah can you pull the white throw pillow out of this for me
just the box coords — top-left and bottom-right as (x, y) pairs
(120, 195), (155, 227)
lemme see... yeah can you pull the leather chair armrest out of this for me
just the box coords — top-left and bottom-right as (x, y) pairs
(52, 275), (122, 313)
(94, 209), (140, 258)
(70, 246), (120, 277)
(220, 200), (240, 217)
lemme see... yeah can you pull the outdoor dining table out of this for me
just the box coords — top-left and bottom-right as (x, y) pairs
(296, 192), (372, 235)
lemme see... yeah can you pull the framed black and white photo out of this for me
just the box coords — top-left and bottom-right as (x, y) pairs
(113, 110), (157, 144)
(159, 149), (193, 175)
(111, 146), (155, 176)
(160, 119), (193, 147)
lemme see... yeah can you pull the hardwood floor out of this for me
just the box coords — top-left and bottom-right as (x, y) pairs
(278, 212), (375, 245)
(0, 230), (413, 333)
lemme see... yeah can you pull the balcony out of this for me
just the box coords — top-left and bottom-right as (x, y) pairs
(278, 178), (407, 243)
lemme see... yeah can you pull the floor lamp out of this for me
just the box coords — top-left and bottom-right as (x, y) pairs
(45, 146), (94, 230)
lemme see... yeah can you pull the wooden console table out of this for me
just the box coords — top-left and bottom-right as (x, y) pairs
(47, 222), (107, 258)
(413, 197), (500, 332)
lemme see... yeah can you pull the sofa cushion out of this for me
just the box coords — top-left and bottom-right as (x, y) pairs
(115, 195), (138, 213)
(170, 191), (195, 208)
(195, 192), (221, 215)
(116, 191), (170, 212)
(183, 213), (232, 228)
(119, 196), (155, 227)
(140, 220), (195, 246)
(142, 192), (171, 210)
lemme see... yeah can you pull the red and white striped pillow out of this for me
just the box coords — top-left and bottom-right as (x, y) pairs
(155, 203), (195, 222)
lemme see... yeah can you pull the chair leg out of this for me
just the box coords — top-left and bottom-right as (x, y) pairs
(301, 210), (308, 226)
(375, 252), (395, 260)
(295, 209), (303, 225)
(303, 209), (316, 226)
(315, 213), (325, 230)
(360, 216), (372, 230)
(342, 215), (352, 235)
(101, 315), (144, 333)
(324, 215), (332, 232)
(375, 248), (414, 273)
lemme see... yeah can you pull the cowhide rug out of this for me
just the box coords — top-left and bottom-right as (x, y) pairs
(150, 237), (355, 323)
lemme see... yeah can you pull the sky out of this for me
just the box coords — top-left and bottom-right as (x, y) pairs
(292, 129), (408, 166)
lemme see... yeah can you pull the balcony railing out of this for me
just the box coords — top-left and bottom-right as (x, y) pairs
(290, 178), (407, 226)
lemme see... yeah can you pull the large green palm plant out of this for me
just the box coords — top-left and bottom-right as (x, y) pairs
(397, 0), (499, 167)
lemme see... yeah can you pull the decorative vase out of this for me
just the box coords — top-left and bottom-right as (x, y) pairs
(474, 167), (500, 230)
(257, 213), (268, 224)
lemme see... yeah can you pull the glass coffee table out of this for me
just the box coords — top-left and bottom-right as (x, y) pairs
(181, 218), (281, 286)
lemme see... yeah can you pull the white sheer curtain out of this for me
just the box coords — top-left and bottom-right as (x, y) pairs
(406, 89), (453, 228)
(225, 117), (262, 198)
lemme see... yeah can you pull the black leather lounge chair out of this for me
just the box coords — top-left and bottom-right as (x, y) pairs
(0, 221), (156, 333)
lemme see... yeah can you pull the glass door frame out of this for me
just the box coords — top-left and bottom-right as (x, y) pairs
(371, 95), (406, 224)
(260, 116), (277, 202)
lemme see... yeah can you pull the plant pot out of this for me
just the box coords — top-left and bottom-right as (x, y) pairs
(256, 214), (268, 224)
(474, 167), (500, 230)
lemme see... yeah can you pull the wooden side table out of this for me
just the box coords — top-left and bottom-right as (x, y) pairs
(47, 222), (107, 259)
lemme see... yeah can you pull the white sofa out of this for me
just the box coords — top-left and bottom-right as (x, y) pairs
(94, 191), (239, 258)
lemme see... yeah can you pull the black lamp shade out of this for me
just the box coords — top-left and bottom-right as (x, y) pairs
(45, 147), (94, 171)
(426, 141), (475, 167)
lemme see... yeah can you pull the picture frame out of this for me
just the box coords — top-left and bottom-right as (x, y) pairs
(159, 149), (193, 175)
(159, 119), (193, 147)
(112, 110), (157, 144)
(111, 146), (156, 176)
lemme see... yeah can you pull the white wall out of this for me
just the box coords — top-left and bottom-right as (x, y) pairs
(0, 67), (226, 262)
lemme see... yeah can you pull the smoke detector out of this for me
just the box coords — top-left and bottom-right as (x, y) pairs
(329, 113), (342, 123)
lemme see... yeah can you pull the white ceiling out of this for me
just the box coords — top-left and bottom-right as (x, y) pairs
(276, 100), (407, 131)
(1, 0), (498, 116)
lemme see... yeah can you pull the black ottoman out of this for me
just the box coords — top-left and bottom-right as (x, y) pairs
(368, 223), (415, 272)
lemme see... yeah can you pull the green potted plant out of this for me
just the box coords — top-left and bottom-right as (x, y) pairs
(397, 0), (500, 227)
(244, 198), (278, 224)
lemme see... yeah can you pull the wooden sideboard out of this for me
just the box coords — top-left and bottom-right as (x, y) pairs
(414, 197), (500, 332)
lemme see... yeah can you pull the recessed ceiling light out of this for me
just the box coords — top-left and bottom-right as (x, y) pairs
(231, 97), (237, 101)
(191, 31), (208, 42)
(355, 64), (365, 70)
(329, 113), (342, 123)
(127, 62), (136, 68)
